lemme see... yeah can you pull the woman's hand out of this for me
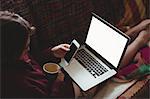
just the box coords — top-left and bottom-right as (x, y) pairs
(135, 30), (150, 48)
(137, 19), (150, 31)
(125, 19), (150, 39)
(51, 44), (70, 58)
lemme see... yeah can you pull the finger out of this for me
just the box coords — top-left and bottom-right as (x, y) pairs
(145, 19), (150, 24)
(61, 44), (70, 48)
(51, 46), (60, 51)
(144, 20), (150, 29)
(51, 44), (70, 51)
(60, 46), (70, 51)
(142, 19), (150, 25)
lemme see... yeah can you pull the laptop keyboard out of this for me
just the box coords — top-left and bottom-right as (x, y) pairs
(75, 49), (108, 78)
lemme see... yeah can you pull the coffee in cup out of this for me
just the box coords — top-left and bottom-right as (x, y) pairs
(43, 63), (60, 74)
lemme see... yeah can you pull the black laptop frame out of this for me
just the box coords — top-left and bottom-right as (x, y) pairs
(83, 12), (130, 70)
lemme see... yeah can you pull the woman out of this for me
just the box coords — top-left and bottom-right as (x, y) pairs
(1, 11), (74, 98)
(114, 19), (150, 82)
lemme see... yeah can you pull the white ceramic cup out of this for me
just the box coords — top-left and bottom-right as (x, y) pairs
(43, 63), (60, 74)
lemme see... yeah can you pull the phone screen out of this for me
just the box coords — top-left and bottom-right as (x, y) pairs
(64, 42), (78, 63)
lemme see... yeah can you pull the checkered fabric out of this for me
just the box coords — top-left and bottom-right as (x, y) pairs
(1, 0), (93, 50)
(1, 0), (148, 60)
(0, 0), (34, 25)
(29, 0), (93, 49)
(92, 0), (125, 25)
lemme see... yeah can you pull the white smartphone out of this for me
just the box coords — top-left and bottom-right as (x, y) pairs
(64, 39), (80, 64)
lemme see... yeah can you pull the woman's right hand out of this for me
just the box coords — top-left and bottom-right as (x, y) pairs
(51, 44), (70, 58)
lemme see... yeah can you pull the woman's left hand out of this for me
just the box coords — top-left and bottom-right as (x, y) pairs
(51, 44), (70, 58)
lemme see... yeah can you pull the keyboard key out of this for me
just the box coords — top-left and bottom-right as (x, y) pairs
(75, 49), (108, 78)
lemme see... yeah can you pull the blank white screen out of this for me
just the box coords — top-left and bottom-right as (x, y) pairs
(86, 17), (128, 68)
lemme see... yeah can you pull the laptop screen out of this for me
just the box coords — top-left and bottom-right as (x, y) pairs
(85, 16), (129, 68)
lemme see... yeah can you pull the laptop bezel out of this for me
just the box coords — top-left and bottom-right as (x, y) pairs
(83, 12), (130, 70)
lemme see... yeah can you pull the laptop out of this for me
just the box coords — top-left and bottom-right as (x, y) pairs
(59, 13), (130, 91)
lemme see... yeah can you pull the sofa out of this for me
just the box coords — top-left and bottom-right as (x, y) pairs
(1, 0), (149, 98)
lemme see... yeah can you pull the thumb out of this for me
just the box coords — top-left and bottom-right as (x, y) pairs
(61, 46), (70, 51)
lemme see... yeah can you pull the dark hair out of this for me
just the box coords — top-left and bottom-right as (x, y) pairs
(1, 11), (32, 63)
